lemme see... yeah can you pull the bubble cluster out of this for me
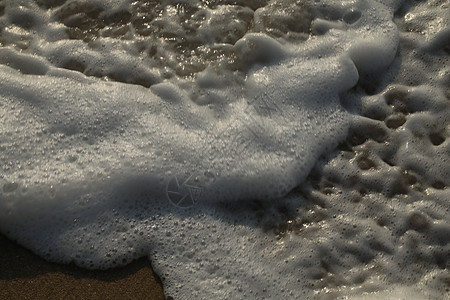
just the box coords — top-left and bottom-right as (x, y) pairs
(0, 0), (448, 299)
(266, 1), (449, 298)
(0, 0), (313, 84)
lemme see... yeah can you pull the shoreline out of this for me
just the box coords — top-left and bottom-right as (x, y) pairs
(0, 234), (165, 299)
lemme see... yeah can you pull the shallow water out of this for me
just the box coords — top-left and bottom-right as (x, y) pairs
(0, 0), (449, 299)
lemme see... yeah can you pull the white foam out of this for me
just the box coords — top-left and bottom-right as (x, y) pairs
(0, 0), (448, 299)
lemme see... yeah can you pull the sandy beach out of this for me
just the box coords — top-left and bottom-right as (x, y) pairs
(0, 234), (165, 300)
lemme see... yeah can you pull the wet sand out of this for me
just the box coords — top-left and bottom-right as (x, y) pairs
(0, 234), (165, 300)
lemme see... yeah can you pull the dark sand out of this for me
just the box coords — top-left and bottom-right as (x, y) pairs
(0, 234), (165, 300)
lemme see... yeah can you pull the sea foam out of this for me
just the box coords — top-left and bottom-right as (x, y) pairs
(0, 0), (448, 299)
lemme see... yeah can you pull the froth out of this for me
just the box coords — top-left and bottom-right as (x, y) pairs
(0, 0), (449, 299)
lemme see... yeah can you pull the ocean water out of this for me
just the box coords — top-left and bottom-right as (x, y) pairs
(0, 0), (448, 299)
